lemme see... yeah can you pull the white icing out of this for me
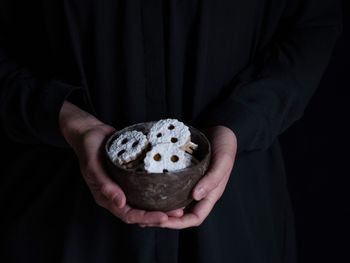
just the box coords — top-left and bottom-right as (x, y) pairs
(109, 130), (148, 165)
(144, 144), (192, 173)
(147, 119), (191, 148)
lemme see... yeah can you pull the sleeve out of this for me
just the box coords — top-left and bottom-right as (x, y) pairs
(202, 0), (342, 154)
(0, 18), (91, 147)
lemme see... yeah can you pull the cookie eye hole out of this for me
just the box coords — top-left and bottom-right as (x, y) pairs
(121, 138), (128, 144)
(171, 155), (179, 163)
(168, 124), (175, 130)
(153, 153), (162, 161)
(157, 133), (162, 138)
(132, 141), (139, 148)
(170, 137), (178, 143)
(117, 149), (126, 157)
(163, 169), (168, 173)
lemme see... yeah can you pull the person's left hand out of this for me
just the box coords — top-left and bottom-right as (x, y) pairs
(139, 125), (237, 229)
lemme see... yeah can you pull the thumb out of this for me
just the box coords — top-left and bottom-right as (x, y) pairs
(193, 153), (234, 201)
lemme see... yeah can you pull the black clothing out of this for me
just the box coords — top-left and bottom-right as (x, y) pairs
(0, 0), (341, 262)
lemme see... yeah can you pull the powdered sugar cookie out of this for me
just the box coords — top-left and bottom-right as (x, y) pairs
(148, 119), (191, 148)
(109, 130), (149, 165)
(144, 144), (192, 173)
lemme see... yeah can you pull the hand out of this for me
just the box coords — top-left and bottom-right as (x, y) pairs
(139, 125), (237, 229)
(59, 101), (184, 224)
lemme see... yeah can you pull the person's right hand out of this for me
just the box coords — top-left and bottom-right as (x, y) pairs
(59, 101), (184, 225)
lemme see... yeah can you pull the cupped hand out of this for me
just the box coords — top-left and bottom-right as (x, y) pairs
(139, 125), (237, 229)
(59, 101), (184, 224)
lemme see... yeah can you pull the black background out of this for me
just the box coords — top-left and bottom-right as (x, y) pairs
(0, 2), (348, 263)
(280, 1), (349, 262)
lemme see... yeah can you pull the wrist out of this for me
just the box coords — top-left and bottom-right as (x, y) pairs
(59, 101), (102, 145)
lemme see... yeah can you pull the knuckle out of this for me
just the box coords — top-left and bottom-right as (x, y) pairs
(86, 176), (100, 192)
(100, 184), (112, 198)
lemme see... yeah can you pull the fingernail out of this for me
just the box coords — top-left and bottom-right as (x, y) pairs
(195, 187), (205, 200)
(176, 210), (184, 217)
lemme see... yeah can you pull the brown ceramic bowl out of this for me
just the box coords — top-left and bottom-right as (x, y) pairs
(104, 122), (211, 212)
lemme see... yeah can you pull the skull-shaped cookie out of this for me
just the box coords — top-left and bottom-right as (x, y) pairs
(109, 130), (149, 165)
(144, 144), (192, 173)
(148, 119), (191, 148)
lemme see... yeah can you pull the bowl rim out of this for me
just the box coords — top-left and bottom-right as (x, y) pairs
(104, 121), (211, 175)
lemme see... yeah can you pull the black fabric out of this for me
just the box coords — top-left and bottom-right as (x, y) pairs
(0, 0), (342, 262)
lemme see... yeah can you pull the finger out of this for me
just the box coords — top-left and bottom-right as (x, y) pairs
(126, 210), (168, 225)
(162, 176), (230, 229)
(193, 153), (233, 201)
(160, 198), (215, 229)
(109, 204), (168, 225)
(84, 159), (126, 208)
(166, 208), (185, 217)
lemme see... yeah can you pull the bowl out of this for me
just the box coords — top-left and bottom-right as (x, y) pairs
(104, 121), (211, 211)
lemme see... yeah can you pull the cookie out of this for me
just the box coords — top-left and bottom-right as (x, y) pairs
(148, 119), (191, 148)
(109, 130), (149, 165)
(144, 144), (192, 173)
